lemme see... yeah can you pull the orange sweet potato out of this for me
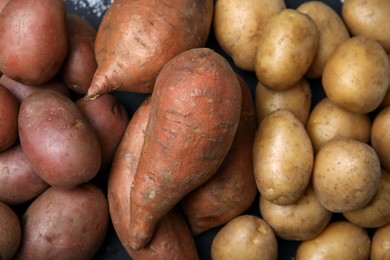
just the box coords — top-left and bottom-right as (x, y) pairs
(180, 74), (258, 235)
(128, 47), (242, 250)
(85, 0), (214, 99)
(108, 97), (199, 259)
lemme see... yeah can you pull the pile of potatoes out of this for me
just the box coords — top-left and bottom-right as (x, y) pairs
(0, 0), (390, 259)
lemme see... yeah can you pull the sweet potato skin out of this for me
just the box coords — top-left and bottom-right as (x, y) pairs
(86, 0), (214, 99)
(108, 97), (199, 259)
(180, 75), (258, 235)
(129, 47), (242, 250)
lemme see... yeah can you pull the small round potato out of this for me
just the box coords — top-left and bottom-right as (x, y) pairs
(211, 215), (278, 260)
(342, 0), (390, 53)
(0, 201), (21, 260)
(253, 109), (313, 205)
(306, 98), (371, 153)
(343, 169), (390, 228)
(371, 223), (390, 260)
(255, 78), (311, 126)
(213, 0), (285, 71)
(313, 137), (381, 212)
(260, 185), (332, 241)
(322, 36), (390, 114)
(297, 1), (350, 78)
(255, 9), (318, 90)
(296, 221), (371, 260)
(371, 106), (390, 172)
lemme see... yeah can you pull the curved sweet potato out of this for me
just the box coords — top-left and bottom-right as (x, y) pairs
(128, 48), (242, 250)
(108, 97), (199, 259)
(180, 74), (258, 235)
(85, 0), (214, 99)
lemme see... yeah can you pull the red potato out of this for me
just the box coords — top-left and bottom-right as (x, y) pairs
(0, 84), (19, 152)
(0, 0), (9, 12)
(85, 0), (214, 99)
(129, 48), (242, 250)
(0, 74), (70, 102)
(61, 14), (98, 94)
(108, 97), (199, 259)
(76, 94), (129, 171)
(0, 143), (49, 205)
(0, 0), (68, 85)
(0, 201), (21, 260)
(18, 90), (101, 188)
(180, 75), (258, 235)
(15, 183), (109, 260)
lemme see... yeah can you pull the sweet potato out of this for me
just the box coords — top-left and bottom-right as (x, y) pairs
(0, 0), (68, 85)
(85, 0), (214, 99)
(0, 74), (70, 102)
(180, 74), (258, 235)
(0, 84), (19, 152)
(108, 97), (199, 259)
(0, 143), (49, 205)
(61, 14), (97, 94)
(128, 47), (242, 250)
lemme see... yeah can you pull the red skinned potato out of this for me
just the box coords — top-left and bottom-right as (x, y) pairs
(0, 201), (21, 260)
(86, 0), (214, 99)
(0, 143), (49, 205)
(129, 48), (242, 250)
(108, 97), (199, 259)
(76, 94), (129, 171)
(61, 14), (97, 94)
(0, 0), (9, 12)
(18, 90), (101, 188)
(0, 0), (68, 85)
(0, 74), (70, 102)
(0, 84), (19, 152)
(15, 183), (109, 260)
(180, 75), (258, 235)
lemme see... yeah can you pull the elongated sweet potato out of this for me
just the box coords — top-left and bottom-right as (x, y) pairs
(180, 75), (258, 235)
(108, 97), (199, 259)
(85, 0), (214, 99)
(128, 48), (242, 250)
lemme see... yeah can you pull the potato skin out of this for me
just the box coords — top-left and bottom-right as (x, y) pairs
(0, 84), (19, 152)
(0, 144), (49, 205)
(313, 137), (381, 212)
(371, 106), (390, 172)
(296, 221), (371, 260)
(0, 0), (68, 85)
(255, 9), (318, 90)
(0, 201), (21, 260)
(322, 36), (390, 114)
(342, 0), (390, 52)
(15, 183), (109, 260)
(253, 109), (313, 205)
(18, 90), (101, 188)
(211, 215), (278, 260)
(371, 223), (390, 260)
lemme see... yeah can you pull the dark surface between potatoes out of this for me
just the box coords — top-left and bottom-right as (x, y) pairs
(62, 1), (372, 259)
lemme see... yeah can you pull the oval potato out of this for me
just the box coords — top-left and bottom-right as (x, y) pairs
(371, 106), (390, 172)
(0, 201), (21, 260)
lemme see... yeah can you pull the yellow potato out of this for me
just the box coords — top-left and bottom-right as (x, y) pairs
(306, 98), (371, 153)
(342, 0), (390, 52)
(213, 0), (285, 71)
(296, 221), (371, 260)
(322, 36), (390, 114)
(255, 78), (311, 126)
(371, 106), (390, 172)
(371, 223), (390, 260)
(255, 9), (318, 90)
(253, 109), (313, 205)
(297, 1), (350, 78)
(313, 137), (381, 212)
(211, 215), (278, 260)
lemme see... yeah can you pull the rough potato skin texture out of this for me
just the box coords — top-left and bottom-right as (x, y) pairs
(108, 98), (199, 259)
(14, 184), (109, 260)
(0, 0), (68, 85)
(128, 48), (242, 250)
(0, 201), (21, 260)
(0, 84), (19, 152)
(18, 90), (101, 188)
(86, 0), (214, 99)
(180, 75), (258, 235)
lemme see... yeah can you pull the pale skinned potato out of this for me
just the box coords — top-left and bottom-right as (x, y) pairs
(306, 98), (371, 153)
(213, 0), (285, 71)
(0, 201), (21, 260)
(371, 223), (390, 260)
(371, 106), (390, 172)
(255, 78), (311, 126)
